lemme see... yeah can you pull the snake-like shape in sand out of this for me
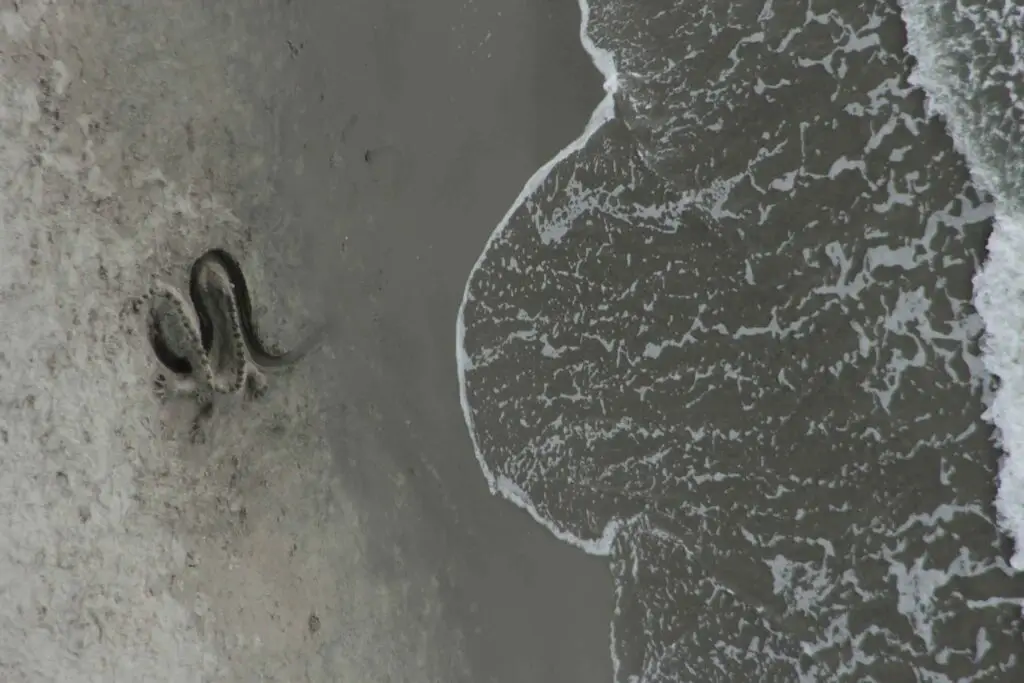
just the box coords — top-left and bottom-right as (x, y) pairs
(144, 248), (326, 411)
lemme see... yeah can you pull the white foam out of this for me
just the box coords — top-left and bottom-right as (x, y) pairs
(455, 0), (620, 555)
(492, 474), (627, 555)
(899, 0), (1024, 569)
(974, 213), (1024, 571)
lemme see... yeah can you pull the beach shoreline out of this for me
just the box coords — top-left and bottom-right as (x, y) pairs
(0, 0), (615, 680)
(273, 0), (619, 678)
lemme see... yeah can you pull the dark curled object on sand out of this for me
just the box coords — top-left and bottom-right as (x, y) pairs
(147, 248), (326, 375)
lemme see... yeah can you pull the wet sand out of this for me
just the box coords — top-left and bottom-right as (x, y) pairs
(263, 0), (617, 679)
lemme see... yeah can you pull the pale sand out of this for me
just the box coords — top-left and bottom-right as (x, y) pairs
(0, 0), (611, 681)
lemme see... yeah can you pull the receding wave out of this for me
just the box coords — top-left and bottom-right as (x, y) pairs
(458, 0), (1024, 680)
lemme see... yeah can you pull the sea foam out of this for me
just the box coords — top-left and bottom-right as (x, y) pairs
(899, 0), (1024, 570)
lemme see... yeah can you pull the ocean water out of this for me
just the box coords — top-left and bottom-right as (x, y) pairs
(457, 0), (1024, 681)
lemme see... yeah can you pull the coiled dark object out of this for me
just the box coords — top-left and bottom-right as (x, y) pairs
(148, 248), (325, 375)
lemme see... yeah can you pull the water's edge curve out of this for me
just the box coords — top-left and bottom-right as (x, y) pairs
(455, 0), (622, 556)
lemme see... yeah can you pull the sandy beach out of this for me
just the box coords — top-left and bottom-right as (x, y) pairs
(8, 0), (1024, 680)
(0, 0), (613, 680)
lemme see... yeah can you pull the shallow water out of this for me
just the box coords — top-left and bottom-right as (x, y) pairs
(458, 0), (1024, 680)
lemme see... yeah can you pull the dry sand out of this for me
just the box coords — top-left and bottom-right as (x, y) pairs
(0, 0), (612, 681)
